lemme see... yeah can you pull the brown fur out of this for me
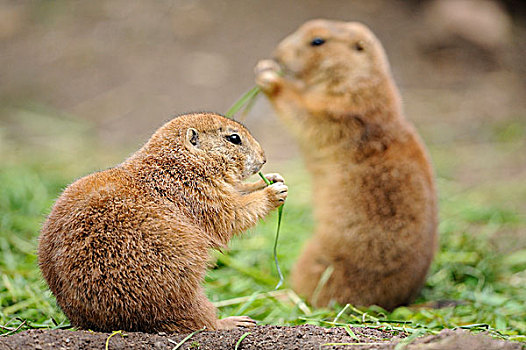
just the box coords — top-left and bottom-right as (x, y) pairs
(255, 20), (437, 310)
(38, 112), (288, 332)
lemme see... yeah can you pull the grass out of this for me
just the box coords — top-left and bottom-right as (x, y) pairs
(0, 111), (525, 344)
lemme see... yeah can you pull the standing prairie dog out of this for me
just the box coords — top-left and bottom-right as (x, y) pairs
(38, 112), (288, 332)
(255, 20), (437, 310)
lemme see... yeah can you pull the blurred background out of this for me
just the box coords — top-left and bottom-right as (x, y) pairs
(1, 0), (525, 162)
(0, 0), (525, 335)
(2, 0), (525, 238)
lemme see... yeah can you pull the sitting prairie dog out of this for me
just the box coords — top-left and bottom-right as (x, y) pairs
(38, 112), (288, 333)
(255, 20), (437, 310)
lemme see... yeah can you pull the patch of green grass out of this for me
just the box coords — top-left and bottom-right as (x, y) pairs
(0, 159), (70, 330)
(0, 138), (524, 344)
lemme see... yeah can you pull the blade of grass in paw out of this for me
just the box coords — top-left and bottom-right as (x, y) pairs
(259, 171), (285, 290)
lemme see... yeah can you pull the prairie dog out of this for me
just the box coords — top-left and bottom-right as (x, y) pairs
(255, 20), (437, 310)
(38, 112), (288, 332)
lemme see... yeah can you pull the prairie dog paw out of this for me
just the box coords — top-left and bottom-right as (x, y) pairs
(266, 182), (288, 207)
(255, 60), (281, 93)
(263, 173), (285, 184)
(217, 316), (257, 330)
(255, 59), (280, 74)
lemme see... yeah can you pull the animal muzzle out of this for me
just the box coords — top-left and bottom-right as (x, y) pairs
(252, 160), (266, 175)
(248, 155), (266, 176)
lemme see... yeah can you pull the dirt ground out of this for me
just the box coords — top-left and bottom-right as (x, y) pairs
(0, 325), (523, 350)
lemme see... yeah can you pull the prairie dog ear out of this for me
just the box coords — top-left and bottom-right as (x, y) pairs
(184, 128), (202, 152)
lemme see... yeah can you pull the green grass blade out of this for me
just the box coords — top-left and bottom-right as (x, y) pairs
(225, 87), (261, 118)
(258, 171), (285, 290)
(171, 327), (205, 350)
(234, 331), (251, 350)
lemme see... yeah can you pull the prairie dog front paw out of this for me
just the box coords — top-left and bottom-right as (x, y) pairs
(263, 173), (285, 184)
(255, 59), (281, 74)
(255, 60), (282, 93)
(266, 182), (288, 208)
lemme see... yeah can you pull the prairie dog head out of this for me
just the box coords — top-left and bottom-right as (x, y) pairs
(273, 19), (392, 95)
(144, 113), (266, 180)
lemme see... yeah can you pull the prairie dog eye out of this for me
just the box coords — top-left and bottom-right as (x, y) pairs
(310, 37), (326, 46)
(354, 41), (365, 51)
(226, 133), (242, 145)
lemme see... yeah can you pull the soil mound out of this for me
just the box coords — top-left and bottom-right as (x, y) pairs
(0, 325), (522, 350)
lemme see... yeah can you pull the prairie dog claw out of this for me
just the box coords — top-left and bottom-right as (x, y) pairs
(217, 316), (257, 330)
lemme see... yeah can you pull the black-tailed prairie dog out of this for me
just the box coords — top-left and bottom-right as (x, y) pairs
(255, 20), (437, 310)
(38, 112), (288, 332)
